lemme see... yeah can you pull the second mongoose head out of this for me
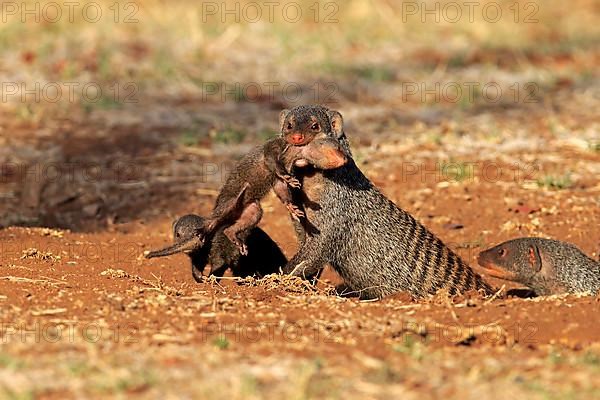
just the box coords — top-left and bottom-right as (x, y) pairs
(279, 105), (344, 146)
(478, 238), (543, 283)
(145, 214), (207, 259)
(172, 214), (207, 247)
(477, 237), (600, 295)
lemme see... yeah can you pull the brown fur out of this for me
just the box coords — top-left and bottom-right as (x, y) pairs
(147, 105), (348, 259)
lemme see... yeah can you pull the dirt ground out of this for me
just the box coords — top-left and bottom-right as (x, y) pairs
(1, 95), (599, 398)
(1, 0), (600, 398)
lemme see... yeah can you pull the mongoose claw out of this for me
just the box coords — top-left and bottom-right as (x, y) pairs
(282, 174), (301, 188)
(286, 203), (305, 221)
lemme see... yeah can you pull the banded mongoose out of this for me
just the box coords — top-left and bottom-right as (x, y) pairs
(155, 105), (348, 257)
(146, 214), (286, 281)
(282, 107), (494, 299)
(477, 237), (600, 295)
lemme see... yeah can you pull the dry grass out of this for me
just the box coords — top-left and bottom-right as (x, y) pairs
(100, 268), (184, 296)
(0, 275), (67, 287)
(1, 0), (598, 116)
(236, 273), (332, 293)
(0, 1), (599, 399)
(0, 332), (599, 399)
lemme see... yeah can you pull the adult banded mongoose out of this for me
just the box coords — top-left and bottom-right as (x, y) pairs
(477, 237), (600, 295)
(150, 105), (348, 257)
(283, 108), (494, 299)
(147, 214), (286, 281)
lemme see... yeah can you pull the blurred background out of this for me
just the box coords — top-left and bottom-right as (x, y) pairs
(1, 2), (599, 398)
(0, 0), (598, 231)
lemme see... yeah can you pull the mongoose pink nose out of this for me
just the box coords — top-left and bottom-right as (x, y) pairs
(289, 133), (306, 145)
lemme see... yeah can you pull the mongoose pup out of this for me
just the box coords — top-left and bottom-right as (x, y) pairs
(283, 108), (494, 299)
(477, 237), (600, 295)
(152, 105), (348, 257)
(214, 132), (346, 255)
(147, 214), (286, 281)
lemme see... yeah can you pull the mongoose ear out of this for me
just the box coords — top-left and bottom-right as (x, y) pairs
(279, 109), (290, 132)
(328, 110), (344, 138)
(528, 245), (543, 272)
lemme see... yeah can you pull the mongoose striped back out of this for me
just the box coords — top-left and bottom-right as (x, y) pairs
(402, 210), (492, 296)
(285, 156), (494, 299)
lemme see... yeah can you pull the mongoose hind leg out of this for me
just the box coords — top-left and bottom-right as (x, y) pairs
(223, 201), (263, 256)
(205, 183), (250, 234)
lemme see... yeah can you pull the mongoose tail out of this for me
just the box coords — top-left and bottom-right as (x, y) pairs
(478, 237), (600, 295)
(145, 235), (203, 259)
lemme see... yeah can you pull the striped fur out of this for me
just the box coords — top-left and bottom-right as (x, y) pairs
(284, 125), (493, 299)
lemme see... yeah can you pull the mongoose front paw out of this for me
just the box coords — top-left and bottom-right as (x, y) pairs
(192, 269), (204, 283)
(282, 175), (301, 188)
(286, 203), (305, 221)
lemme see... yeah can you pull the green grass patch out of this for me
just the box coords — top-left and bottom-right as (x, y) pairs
(212, 128), (246, 144)
(547, 349), (565, 365)
(440, 160), (475, 182)
(319, 62), (395, 82)
(258, 128), (279, 141)
(91, 368), (157, 395)
(0, 388), (34, 400)
(392, 333), (427, 361)
(536, 173), (573, 190)
(365, 362), (404, 385)
(178, 130), (203, 147)
(580, 351), (600, 368)
(213, 335), (230, 350)
(0, 353), (25, 370)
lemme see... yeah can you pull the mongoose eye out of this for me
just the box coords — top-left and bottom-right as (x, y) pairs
(286, 122), (293, 130)
(311, 123), (319, 131)
(498, 248), (507, 257)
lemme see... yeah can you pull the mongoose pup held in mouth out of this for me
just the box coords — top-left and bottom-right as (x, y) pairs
(283, 108), (493, 299)
(154, 105), (348, 257)
(146, 214), (286, 281)
(478, 237), (600, 295)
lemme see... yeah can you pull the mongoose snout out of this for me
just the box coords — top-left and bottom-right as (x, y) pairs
(476, 249), (519, 280)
